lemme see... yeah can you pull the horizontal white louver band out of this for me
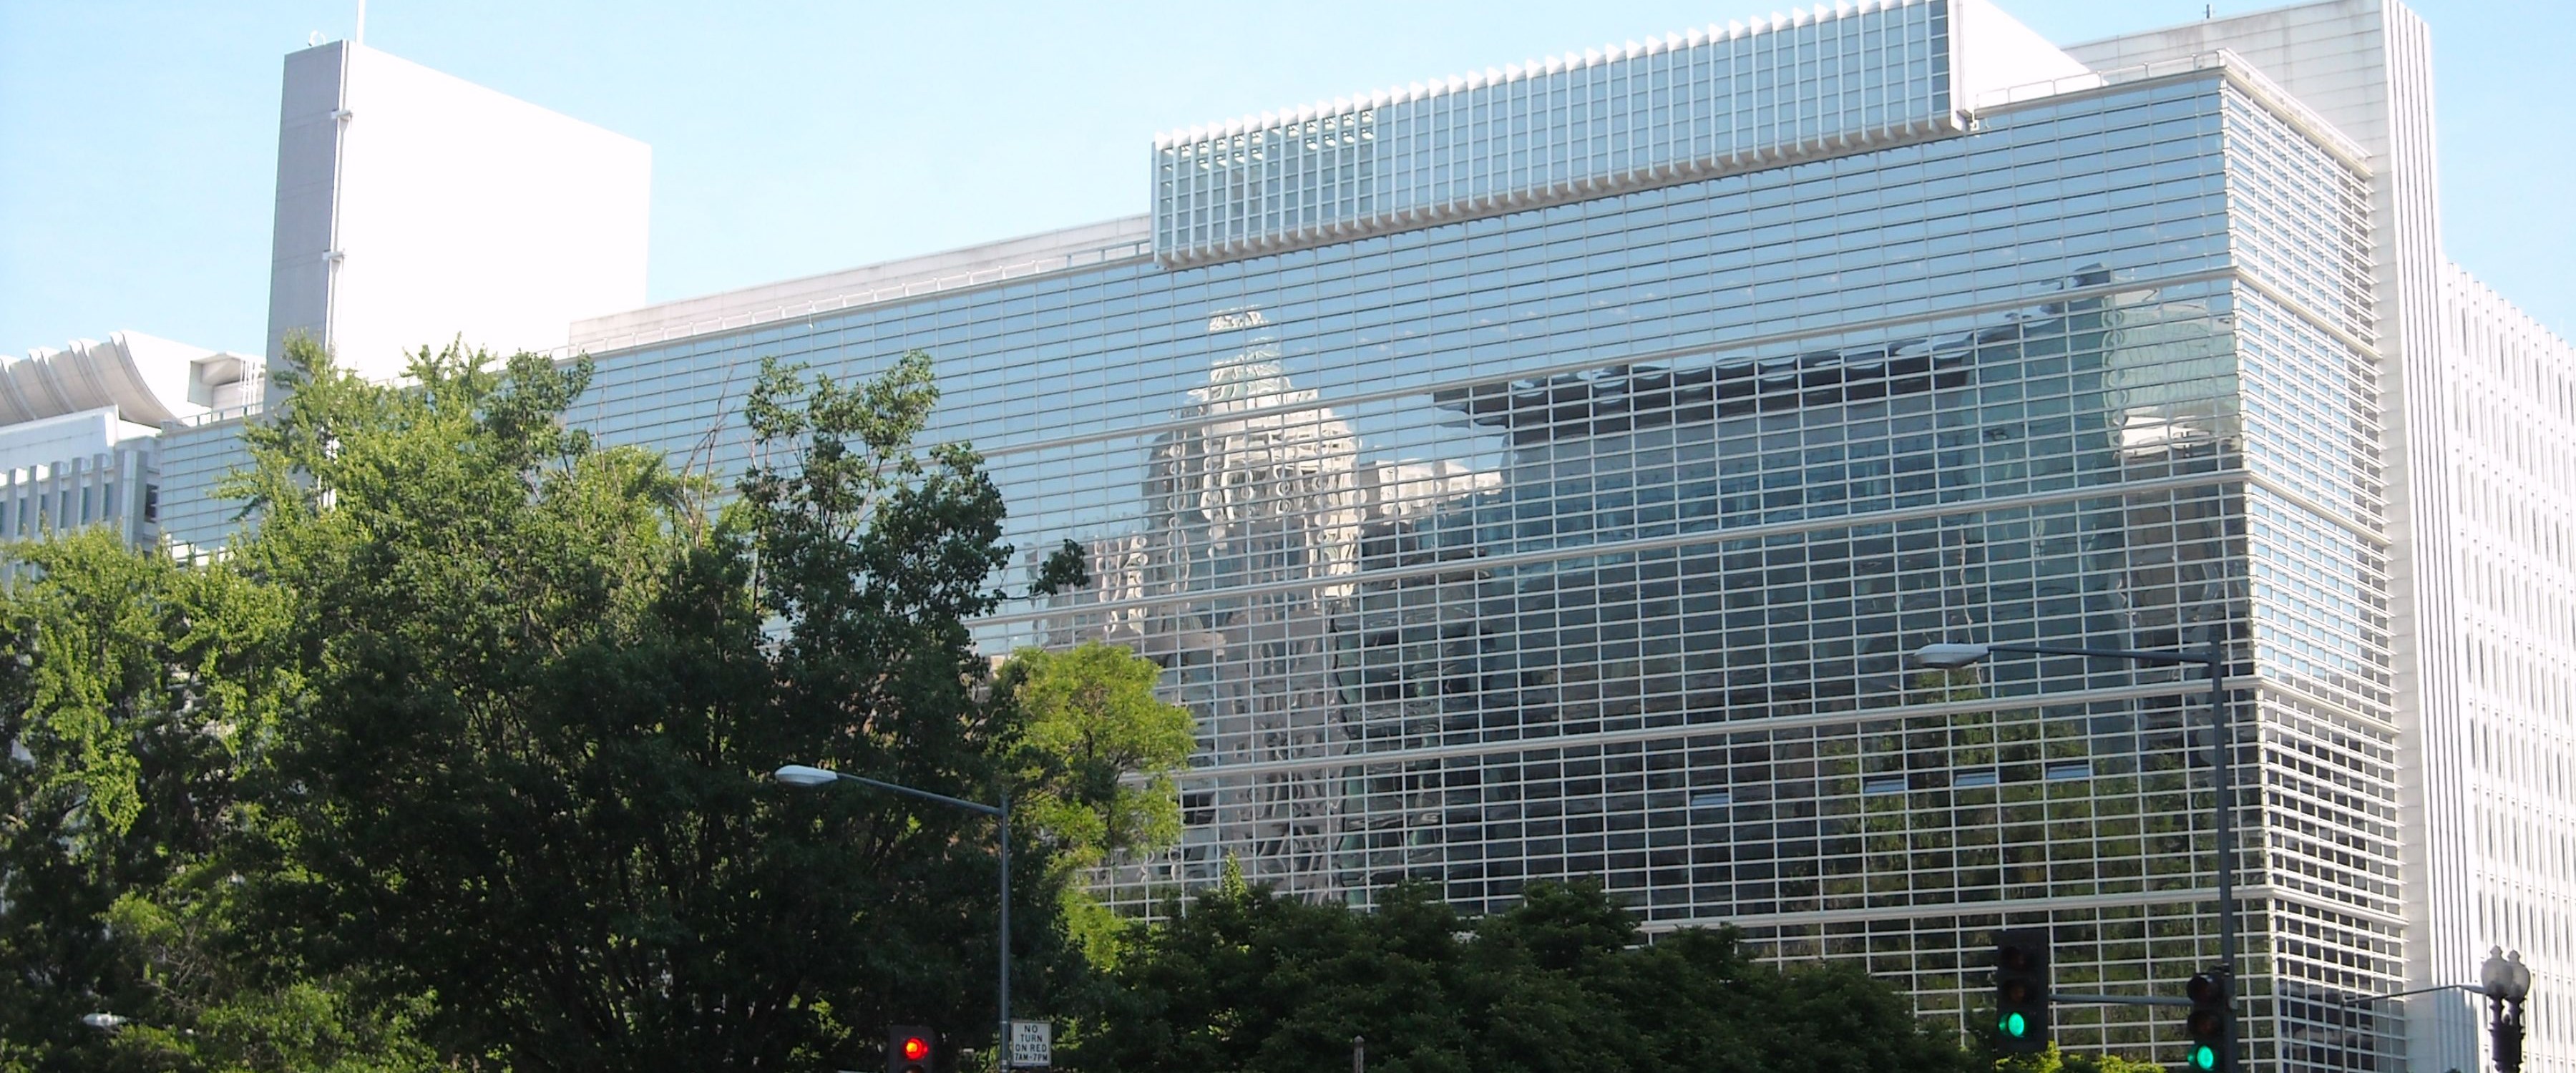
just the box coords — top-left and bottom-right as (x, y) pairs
(1152, 0), (1960, 266)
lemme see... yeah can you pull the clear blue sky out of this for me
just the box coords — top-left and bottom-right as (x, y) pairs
(4, 1), (2570, 356)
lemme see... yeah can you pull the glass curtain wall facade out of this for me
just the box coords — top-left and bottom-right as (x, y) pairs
(540, 50), (2397, 1073)
(147, 3), (2428, 1070)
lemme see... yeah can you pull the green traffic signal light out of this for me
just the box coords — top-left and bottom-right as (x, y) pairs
(2182, 969), (2230, 1072)
(1990, 929), (2051, 1054)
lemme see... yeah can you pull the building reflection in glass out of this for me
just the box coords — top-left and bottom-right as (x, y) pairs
(1034, 276), (2290, 915)
(1041, 337), (1498, 896)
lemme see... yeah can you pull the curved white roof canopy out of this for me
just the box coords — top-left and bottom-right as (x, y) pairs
(4, 331), (259, 428)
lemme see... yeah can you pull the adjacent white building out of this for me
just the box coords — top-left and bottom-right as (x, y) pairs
(2424, 262), (2575, 1070)
(16, 38), (653, 554)
(265, 39), (650, 382)
(0, 332), (261, 546)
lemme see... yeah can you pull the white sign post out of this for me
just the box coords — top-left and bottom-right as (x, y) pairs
(1007, 1020), (1051, 1069)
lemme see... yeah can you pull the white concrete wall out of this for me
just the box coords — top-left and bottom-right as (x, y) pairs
(265, 41), (650, 381)
(0, 408), (161, 547)
(568, 215), (1151, 354)
(1951, 0), (2096, 107)
(265, 43), (346, 373)
(2435, 262), (2576, 1073)
(0, 408), (155, 476)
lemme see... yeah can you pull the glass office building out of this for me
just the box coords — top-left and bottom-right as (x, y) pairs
(150, 1), (2573, 1070)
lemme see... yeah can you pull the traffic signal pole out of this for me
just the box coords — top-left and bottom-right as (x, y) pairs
(2049, 993), (2192, 1009)
(997, 785), (1011, 1066)
(1951, 642), (2239, 1072)
(2205, 643), (2238, 1073)
(779, 767), (1013, 1070)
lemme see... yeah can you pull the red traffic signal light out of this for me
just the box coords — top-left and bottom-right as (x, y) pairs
(889, 1026), (937, 1073)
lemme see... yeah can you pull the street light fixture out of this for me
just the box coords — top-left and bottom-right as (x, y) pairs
(1910, 638), (2236, 1071)
(773, 763), (839, 788)
(774, 763), (1015, 1067)
(1913, 642), (1997, 670)
(2480, 946), (2532, 1073)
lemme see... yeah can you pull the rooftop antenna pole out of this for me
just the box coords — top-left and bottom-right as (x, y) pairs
(355, 0), (366, 46)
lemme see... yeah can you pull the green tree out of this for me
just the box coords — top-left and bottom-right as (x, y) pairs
(0, 526), (433, 1072)
(0, 337), (1155, 1071)
(0, 530), (235, 1068)
(1997, 1042), (2167, 1073)
(204, 340), (1077, 1069)
(1071, 879), (1981, 1073)
(994, 641), (1195, 966)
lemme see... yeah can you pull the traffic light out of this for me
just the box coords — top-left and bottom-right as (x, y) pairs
(1992, 929), (2051, 1054)
(889, 1026), (937, 1073)
(2184, 970), (2231, 1072)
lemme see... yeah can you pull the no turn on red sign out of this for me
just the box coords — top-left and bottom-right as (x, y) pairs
(1007, 1021), (1051, 1069)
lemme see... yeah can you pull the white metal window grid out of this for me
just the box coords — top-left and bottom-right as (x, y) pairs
(464, 71), (2390, 931)
(955, 82), (2248, 451)
(1722, 902), (2403, 1071)
(2219, 92), (2376, 339)
(975, 286), (2255, 635)
(1152, 1), (1952, 265)
(963, 121), (2235, 494)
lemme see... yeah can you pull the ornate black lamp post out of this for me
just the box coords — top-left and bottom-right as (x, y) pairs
(2479, 946), (2532, 1073)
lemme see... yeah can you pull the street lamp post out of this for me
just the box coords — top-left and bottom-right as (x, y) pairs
(1913, 640), (2235, 1071)
(2479, 946), (2532, 1073)
(774, 763), (1013, 1068)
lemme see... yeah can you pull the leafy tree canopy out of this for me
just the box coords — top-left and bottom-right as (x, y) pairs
(993, 641), (1194, 966)
(1070, 879), (1983, 1073)
(1, 339), (1128, 1071)
(1998, 1042), (2168, 1073)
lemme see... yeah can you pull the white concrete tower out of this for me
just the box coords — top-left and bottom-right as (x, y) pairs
(265, 40), (650, 382)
